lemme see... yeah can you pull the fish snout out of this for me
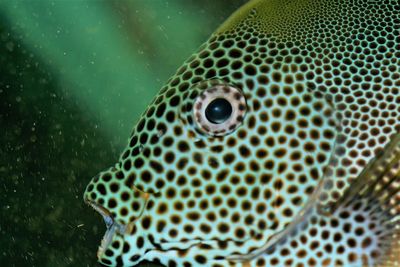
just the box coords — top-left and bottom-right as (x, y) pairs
(84, 167), (150, 227)
(83, 167), (158, 264)
(84, 167), (150, 226)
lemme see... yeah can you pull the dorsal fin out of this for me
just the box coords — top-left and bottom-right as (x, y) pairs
(216, 0), (331, 38)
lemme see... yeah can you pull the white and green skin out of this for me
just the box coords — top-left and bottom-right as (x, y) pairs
(83, 0), (400, 266)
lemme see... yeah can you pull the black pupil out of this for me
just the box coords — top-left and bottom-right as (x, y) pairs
(205, 98), (232, 124)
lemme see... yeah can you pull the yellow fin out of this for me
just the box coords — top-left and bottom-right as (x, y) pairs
(216, 0), (326, 37)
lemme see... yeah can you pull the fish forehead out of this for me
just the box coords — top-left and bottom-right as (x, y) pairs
(84, 0), (400, 265)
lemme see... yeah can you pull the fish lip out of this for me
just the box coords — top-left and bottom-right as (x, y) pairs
(85, 199), (127, 259)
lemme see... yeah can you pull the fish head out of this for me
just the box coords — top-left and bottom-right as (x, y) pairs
(83, 4), (342, 266)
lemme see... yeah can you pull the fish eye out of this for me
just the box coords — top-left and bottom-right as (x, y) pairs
(193, 84), (246, 136)
(205, 98), (232, 124)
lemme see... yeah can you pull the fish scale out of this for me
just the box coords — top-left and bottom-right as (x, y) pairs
(83, 0), (400, 266)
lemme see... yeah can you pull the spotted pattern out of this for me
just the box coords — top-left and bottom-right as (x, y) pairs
(84, 0), (400, 266)
(244, 194), (399, 267)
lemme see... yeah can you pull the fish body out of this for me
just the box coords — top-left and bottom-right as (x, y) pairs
(83, 0), (400, 266)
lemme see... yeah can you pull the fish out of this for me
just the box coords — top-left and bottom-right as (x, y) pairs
(83, 0), (400, 266)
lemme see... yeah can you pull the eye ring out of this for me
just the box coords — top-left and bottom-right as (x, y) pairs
(193, 84), (247, 136)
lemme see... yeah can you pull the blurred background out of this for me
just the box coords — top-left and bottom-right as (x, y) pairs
(0, 1), (247, 266)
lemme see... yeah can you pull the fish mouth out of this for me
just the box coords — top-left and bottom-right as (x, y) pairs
(86, 200), (127, 258)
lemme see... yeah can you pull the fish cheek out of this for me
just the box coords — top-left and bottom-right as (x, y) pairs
(219, 86), (342, 242)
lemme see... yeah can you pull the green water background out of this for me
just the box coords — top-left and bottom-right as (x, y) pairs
(0, 1), (246, 266)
